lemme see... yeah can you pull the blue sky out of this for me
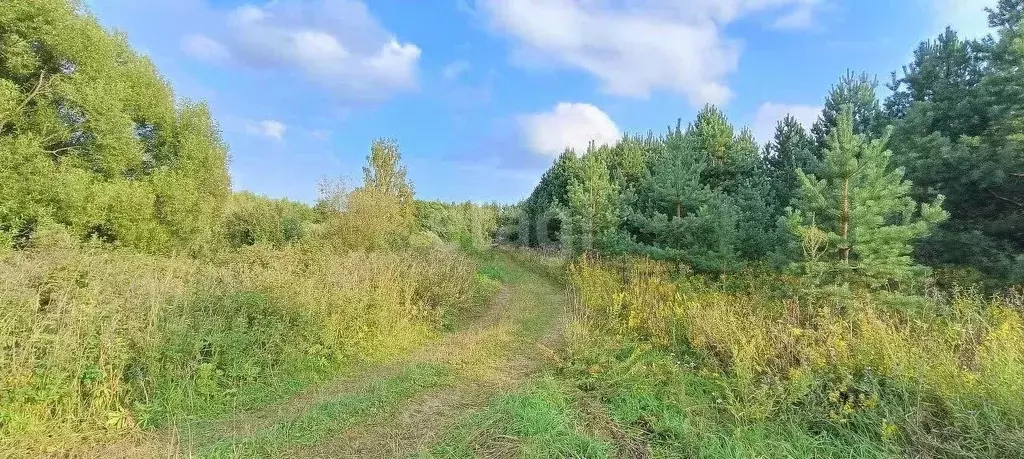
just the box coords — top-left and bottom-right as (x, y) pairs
(85, 0), (996, 204)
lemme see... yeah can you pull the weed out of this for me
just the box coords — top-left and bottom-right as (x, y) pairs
(564, 256), (1024, 457)
(0, 244), (489, 455)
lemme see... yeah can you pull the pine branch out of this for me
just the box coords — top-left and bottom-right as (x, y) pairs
(987, 188), (1024, 208)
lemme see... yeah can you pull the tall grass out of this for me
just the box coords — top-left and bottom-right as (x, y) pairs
(0, 242), (486, 455)
(566, 256), (1024, 457)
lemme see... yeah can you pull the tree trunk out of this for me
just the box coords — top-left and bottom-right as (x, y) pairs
(676, 202), (682, 218)
(840, 177), (851, 264)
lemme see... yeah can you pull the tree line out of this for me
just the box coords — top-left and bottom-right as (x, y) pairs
(509, 1), (1024, 290)
(1, 0), (501, 256)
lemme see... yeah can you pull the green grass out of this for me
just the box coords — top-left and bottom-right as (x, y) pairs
(198, 362), (455, 458)
(478, 263), (508, 282)
(0, 245), (488, 455)
(563, 340), (905, 459)
(415, 377), (611, 459)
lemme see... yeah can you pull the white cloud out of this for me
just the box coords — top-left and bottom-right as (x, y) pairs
(442, 60), (472, 80)
(246, 120), (287, 141)
(931, 0), (997, 38)
(189, 0), (421, 100)
(475, 0), (822, 106)
(753, 102), (821, 144)
(181, 34), (230, 62)
(773, 5), (815, 29)
(310, 129), (333, 141)
(518, 103), (621, 157)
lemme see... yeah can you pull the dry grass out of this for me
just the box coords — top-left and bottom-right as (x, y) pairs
(566, 256), (1024, 456)
(0, 242), (484, 457)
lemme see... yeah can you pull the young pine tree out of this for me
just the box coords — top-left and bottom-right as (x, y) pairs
(765, 115), (817, 210)
(687, 105), (758, 193)
(690, 192), (744, 273)
(788, 106), (948, 289)
(811, 71), (884, 150)
(648, 133), (711, 220)
(565, 153), (620, 254)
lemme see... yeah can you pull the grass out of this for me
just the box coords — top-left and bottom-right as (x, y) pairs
(562, 256), (1024, 458)
(563, 339), (905, 458)
(8, 240), (1020, 458)
(174, 247), (572, 458)
(199, 362), (455, 458)
(0, 242), (492, 456)
(415, 377), (612, 459)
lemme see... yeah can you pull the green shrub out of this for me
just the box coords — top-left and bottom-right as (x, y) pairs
(415, 200), (499, 250)
(223, 192), (315, 248)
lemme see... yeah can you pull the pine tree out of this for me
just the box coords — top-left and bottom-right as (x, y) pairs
(607, 133), (650, 191)
(733, 175), (779, 261)
(811, 71), (884, 149)
(886, 5), (1024, 285)
(765, 115), (817, 209)
(565, 153), (620, 254)
(688, 105), (734, 166)
(987, 0), (1023, 30)
(789, 106), (948, 288)
(647, 131), (710, 219)
(522, 148), (579, 246)
(884, 28), (987, 136)
(689, 192), (744, 273)
(687, 105), (760, 193)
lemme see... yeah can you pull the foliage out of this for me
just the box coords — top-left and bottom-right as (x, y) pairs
(521, 149), (580, 247)
(884, 7), (1024, 286)
(0, 0), (230, 254)
(517, 106), (787, 274)
(811, 71), (885, 149)
(415, 200), (499, 250)
(788, 106), (948, 289)
(765, 115), (818, 212)
(224, 191), (315, 249)
(564, 152), (620, 254)
(315, 139), (418, 252)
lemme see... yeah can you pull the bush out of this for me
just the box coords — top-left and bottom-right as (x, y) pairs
(223, 191), (315, 248)
(415, 200), (499, 250)
(315, 184), (416, 252)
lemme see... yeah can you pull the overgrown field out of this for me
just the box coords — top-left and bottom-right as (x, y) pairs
(3, 0), (1024, 457)
(0, 239), (497, 455)
(561, 257), (1024, 458)
(414, 256), (1024, 458)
